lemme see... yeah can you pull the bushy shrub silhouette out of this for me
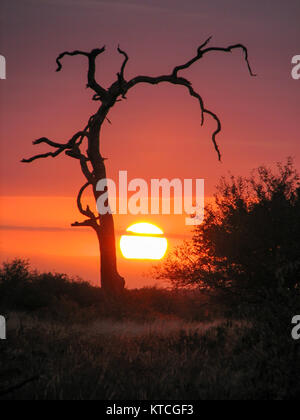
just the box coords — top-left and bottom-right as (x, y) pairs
(156, 159), (300, 307)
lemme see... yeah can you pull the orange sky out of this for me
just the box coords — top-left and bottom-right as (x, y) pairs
(0, 0), (299, 287)
(0, 195), (190, 286)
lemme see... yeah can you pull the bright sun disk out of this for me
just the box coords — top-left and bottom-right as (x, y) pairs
(120, 223), (168, 260)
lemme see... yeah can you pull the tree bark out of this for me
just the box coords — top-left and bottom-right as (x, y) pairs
(96, 215), (124, 293)
(89, 109), (125, 293)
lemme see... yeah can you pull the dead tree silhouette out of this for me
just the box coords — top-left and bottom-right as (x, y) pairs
(22, 37), (255, 294)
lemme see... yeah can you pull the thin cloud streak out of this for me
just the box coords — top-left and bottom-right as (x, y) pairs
(0, 225), (190, 240)
(0, 225), (82, 232)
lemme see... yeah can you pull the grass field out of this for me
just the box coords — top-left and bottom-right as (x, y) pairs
(1, 260), (299, 400)
(1, 313), (298, 400)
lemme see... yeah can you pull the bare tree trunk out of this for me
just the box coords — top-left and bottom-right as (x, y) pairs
(95, 215), (124, 293)
(89, 112), (125, 293)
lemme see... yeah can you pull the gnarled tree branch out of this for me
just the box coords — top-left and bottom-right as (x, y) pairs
(56, 47), (108, 100)
(172, 37), (213, 76)
(71, 219), (98, 228)
(125, 75), (222, 158)
(124, 39), (255, 160)
(76, 182), (97, 219)
(71, 182), (99, 230)
(117, 45), (129, 81)
(21, 148), (64, 163)
(173, 37), (256, 77)
(66, 145), (94, 182)
(201, 43), (256, 77)
(56, 50), (88, 72)
(22, 131), (90, 164)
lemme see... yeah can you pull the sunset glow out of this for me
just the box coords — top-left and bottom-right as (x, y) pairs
(1, 0), (300, 403)
(0, 0), (299, 287)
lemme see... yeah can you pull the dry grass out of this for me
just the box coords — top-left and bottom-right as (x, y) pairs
(1, 261), (299, 400)
(1, 313), (297, 400)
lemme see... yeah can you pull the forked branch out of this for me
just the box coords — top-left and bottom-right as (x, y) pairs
(71, 182), (99, 230)
(173, 37), (256, 77)
(22, 131), (90, 164)
(125, 38), (255, 160)
(21, 148), (65, 163)
(56, 47), (108, 100)
(201, 43), (256, 77)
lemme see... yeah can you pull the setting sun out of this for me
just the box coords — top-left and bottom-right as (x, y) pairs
(120, 223), (168, 260)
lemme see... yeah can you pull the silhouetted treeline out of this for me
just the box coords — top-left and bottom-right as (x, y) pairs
(0, 259), (213, 322)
